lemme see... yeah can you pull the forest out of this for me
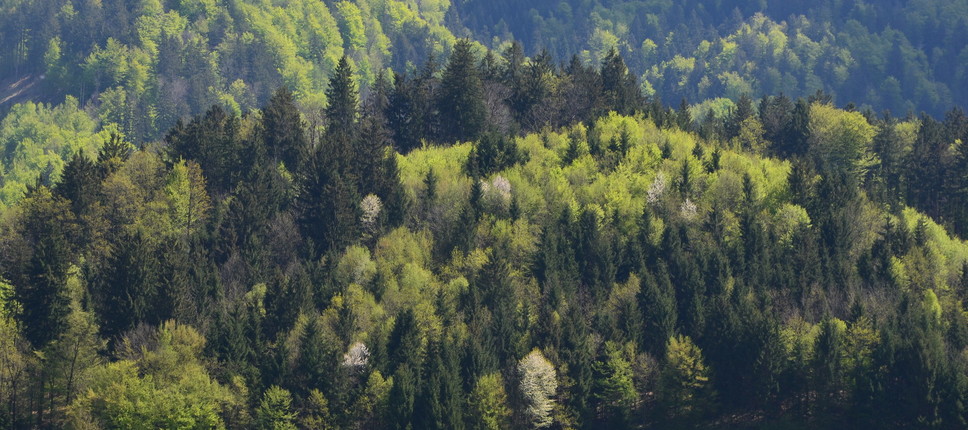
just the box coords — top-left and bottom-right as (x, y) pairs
(1, 0), (968, 429)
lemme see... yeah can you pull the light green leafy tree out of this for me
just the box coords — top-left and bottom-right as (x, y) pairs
(468, 372), (511, 430)
(68, 320), (238, 429)
(659, 335), (713, 418)
(256, 386), (297, 430)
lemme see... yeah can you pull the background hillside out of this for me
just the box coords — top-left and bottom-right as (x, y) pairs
(453, 0), (968, 116)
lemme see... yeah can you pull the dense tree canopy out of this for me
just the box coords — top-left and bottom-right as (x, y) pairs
(1, 2), (968, 429)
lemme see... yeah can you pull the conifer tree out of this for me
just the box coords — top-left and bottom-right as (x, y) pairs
(296, 57), (364, 256)
(12, 187), (76, 347)
(261, 87), (307, 173)
(325, 56), (359, 175)
(600, 48), (643, 115)
(438, 39), (486, 143)
(55, 150), (99, 216)
(96, 230), (164, 341)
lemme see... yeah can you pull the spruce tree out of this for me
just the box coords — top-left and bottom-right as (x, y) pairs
(261, 86), (307, 173)
(97, 230), (163, 341)
(14, 187), (76, 348)
(600, 49), (642, 115)
(438, 39), (486, 143)
(55, 150), (100, 216)
(323, 56), (359, 179)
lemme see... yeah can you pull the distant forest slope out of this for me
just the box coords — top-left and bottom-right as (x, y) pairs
(0, 0), (458, 140)
(452, 0), (968, 116)
(0, 0), (463, 208)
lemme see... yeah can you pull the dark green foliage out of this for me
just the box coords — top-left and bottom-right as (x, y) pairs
(561, 55), (605, 125)
(600, 49), (642, 115)
(11, 188), (77, 347)
(465, 130), (519, 178)
(356, 107), (408, 229)
(165, 105), (244, 194)
(4, 28), (968, 429)
(295, 160), (361, 257)
(639, 265), (677, 356)
(95, 230), (165, 342)
(509, 49), (556, 131)
(325, 56), (360, 174)
(725, 94), (755, 140)
(261, 87), (307, 173)
(438, 39), (487, 143)
(389, 365), (418, 430)
(415, 340), (465, 430)
(54, 151), (100, 216)
(759, 94), (793, 148)
(906, 114), (948, 220)
(388, 66), (439, 153)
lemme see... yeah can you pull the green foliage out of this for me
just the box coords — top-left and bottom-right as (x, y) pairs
(808, 103), (877, 182)
(68, 321), (238, 429)
(660, 335), (713, 419)
(0, 98), (113, 209)
(438, 39), (486, 143)
(256, 386), (297, 430)
(468, 372), (511, 430)
(1, 30), (967, 427)
(593, 341), (639, 423)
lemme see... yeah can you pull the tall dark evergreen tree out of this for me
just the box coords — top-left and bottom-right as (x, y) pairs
(438, 39), (486, 143)
(325, 56), (360, 174)
(96, 230), (164, 342)
(415, 339), (465, 430)
(562, 54), (604, 125)
(357, 77), (409, 229)
(906, 114), (948, 219)
(54, 151), (100, 217)
(759, 93), (793, 150)
(600, 48), (643, 116)
(11, 188), (77, 348)
(779, 98), (811, 157)
(296, 57), (364, 256)
(725, 94), (755, 140)
(261, 86), (308, 173)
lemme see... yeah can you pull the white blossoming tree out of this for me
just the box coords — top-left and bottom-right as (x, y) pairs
(518, 348), (558, 428)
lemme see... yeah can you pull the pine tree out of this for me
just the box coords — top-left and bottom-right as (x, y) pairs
(164, 104), (244, 194)
(388, 73), (421, 153)
(781, 98), (811, 157)
(97, 132), (132, 178)
(357, 101), (408, 229)
(725, 94), (755, 140)
(256, 386), (297, 430)
(389, 364), (418, 430)
(759, 94), (793, 150)
(639, 265), (678, 356)
(414, 340), (465, 430)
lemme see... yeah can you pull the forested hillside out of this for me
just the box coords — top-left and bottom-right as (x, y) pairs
(2, 1), (968, 429)
(3, 32), (968, 427)
(454, 0), (968, 116)
(0, 0), (463, 210)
